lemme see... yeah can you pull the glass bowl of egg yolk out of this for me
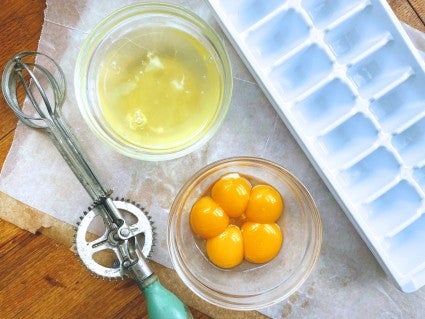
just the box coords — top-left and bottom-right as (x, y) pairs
(74, 3), (232, 161)
(168, 157), (322, 310)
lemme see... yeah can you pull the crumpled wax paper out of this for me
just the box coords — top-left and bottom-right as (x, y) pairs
(2, 1), (425, 318)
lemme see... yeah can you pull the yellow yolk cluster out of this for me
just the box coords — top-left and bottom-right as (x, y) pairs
(189, 173), (284, 269)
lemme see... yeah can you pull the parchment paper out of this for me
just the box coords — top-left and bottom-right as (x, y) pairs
(2, 1), (425, 318)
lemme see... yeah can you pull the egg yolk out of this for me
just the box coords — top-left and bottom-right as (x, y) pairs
(241, 222), (283, 264)
(206, 225), (244, 268)
(245, 184), (283, 223)
(189, 176), (285, 268)
(190, 196), (229, 239)
(211, 173), (251, 218)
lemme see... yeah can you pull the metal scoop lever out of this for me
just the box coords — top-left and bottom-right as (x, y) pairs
(2, 51), (192, 319)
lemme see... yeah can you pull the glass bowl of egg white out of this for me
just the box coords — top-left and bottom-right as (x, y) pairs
(168, 157), (322, 310)
(75, 3), (232, 161)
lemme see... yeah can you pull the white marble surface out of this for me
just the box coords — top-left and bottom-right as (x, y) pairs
(1, 1), (425, 318)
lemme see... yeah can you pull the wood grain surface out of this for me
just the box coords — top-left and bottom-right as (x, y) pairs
(1, 1), (424, 318)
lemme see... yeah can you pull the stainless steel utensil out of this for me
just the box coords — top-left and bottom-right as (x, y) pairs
(2, 51), (192, 319)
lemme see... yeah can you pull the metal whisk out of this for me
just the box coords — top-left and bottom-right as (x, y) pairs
(2, 51), (192, 319)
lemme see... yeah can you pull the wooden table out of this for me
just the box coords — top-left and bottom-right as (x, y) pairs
(1, 1), (424, 318)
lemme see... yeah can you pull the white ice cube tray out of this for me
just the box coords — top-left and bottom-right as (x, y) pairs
(206, 0), (425, 292)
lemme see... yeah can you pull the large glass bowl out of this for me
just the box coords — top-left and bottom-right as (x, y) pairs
(168, 157), (322, 310)
(74, 3), (232, 161)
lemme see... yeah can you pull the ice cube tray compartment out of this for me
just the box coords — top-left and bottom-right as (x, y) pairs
(269, 44), (333, 101)
(392, 117), (425, 166)
(294, 79), (356, 134)
(207, 0), (425, 292)
(363, 180), (422, 237)
(221, 0), (283, 32)
(338, 147), (400, 200)
(385, 214), (425, 275)
(347, 42), (414, 98)
(317, 113), (379, 165)
(323, 6), (393, 64)
(370, 77), (425, 133)
(245, 8), (310, 65)
(302, 0), (365, 29)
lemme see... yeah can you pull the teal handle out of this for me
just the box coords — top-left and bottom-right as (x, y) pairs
(143, 277), (192, 319)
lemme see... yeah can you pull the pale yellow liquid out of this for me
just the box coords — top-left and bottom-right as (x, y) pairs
(97, 27), (222, 151)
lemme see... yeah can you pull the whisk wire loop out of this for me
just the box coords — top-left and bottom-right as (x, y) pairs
(2, 51), (109, 202)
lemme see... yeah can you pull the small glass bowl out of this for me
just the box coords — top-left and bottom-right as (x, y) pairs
(74, 3), (232, 161)
(168, 157), (322, 310)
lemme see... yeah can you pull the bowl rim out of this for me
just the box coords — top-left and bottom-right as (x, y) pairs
(74, 2), (233, 161)
(167, 156), (322, 310)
